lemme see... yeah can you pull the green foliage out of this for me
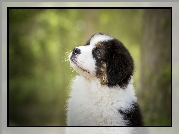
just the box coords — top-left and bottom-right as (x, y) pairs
(9, 9), (142, 126)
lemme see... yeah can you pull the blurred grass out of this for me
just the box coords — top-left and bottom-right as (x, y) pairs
(9, 9), (142, 126)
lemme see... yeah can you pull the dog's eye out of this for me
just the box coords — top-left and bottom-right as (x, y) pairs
(92, 48), (102, 59)
(96, 50), (101, 56)
(95, 49), (101, 58)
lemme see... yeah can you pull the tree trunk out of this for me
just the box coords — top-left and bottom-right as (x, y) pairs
(139, 9), (171, 126)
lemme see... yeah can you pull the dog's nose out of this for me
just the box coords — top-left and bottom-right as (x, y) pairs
(72, 48), (81, 55)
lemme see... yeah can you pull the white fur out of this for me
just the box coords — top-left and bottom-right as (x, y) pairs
(67, 75), (137, 126)
(90, 34), (113, 47)
(69, 44), (96, 78)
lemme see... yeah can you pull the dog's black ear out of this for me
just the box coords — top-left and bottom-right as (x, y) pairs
(106, 39), (134, 88)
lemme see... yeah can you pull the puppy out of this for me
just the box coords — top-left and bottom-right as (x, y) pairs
(66, 32), (143, 127)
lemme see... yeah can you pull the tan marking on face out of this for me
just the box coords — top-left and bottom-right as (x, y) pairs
(95, 43), (103, 49)
(98, 63), (108, 85)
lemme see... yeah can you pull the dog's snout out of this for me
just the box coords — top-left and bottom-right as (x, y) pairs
(73, 48), (81, 55)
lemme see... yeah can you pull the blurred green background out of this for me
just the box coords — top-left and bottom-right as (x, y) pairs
(8, 9), (171, 126)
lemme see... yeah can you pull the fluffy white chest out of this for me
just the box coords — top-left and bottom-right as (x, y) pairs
(66, 75), (137, 126)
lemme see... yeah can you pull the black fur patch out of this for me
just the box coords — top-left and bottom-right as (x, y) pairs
(92, 35), (134, 88)
(118, 102), (143, 126)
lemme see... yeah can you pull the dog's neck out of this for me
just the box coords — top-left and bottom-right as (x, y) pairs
(80, 75), (135, 99)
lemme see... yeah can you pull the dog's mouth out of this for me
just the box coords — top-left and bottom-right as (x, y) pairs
(70, 56), (90, 74)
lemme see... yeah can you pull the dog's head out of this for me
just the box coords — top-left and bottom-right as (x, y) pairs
(69, 33), (134, 88)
